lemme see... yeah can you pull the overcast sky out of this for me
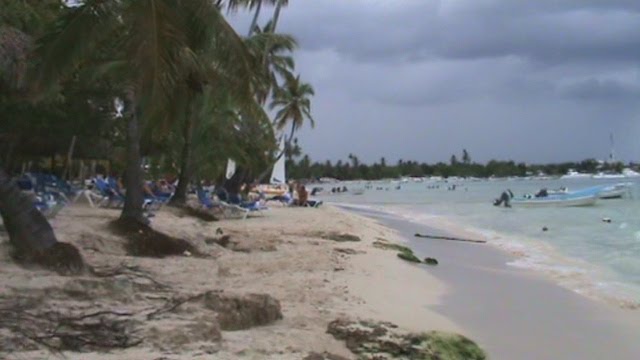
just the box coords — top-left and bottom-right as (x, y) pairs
(230, 0), (640, 165)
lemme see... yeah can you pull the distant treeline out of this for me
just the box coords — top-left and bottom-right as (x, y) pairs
(285, 150), (628, 181)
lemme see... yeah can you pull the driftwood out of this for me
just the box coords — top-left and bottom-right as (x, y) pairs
(0, 298), (142, 353)
(145, 293), (207, 320)
(414, 233), (486, 244)
(90, 263), (170, 291)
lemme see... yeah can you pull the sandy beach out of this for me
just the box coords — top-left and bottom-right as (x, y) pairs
(0, 203), (468, 359)
(3, 201), (640, 359)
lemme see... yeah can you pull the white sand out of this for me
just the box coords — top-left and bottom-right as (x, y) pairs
(0, 204), (459, 359)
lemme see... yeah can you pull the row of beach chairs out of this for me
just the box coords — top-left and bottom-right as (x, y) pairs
(15, 173), (280, 222)
(196, 189), (268, 220)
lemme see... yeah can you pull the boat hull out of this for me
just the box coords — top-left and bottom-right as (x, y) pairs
(510, 195), (598, 208)
(599, 183), (631, 199)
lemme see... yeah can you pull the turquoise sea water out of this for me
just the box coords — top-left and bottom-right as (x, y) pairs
(314, 178), (640, 305)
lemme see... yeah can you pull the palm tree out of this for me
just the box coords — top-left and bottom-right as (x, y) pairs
(270, 0), (290, 33)
(225, 0), (278, 36)
(234, 25), (298, 184)
(165, 2), (264, 206)
(0, 5), (85, 273)
(34, 0), (256, 223)
(244, 23), (297, 104)
(271, 73), (315, 145)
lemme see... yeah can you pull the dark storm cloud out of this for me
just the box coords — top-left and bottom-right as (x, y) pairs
(230, 1), (640, 163)
(560, 78), (640, 101)
(277, 0), (640, 65)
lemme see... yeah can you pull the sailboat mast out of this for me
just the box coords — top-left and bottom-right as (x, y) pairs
(609, 132), (615, 163)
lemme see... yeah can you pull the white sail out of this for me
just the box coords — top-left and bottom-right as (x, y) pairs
(270, 139), (286, 184)
(225, 159), (236, 180)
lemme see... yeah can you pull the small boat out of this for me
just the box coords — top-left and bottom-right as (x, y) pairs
(623, 168), (640, 178)
(510, 193), (598, 208)
(560, 169), (591, 179)
(599, 183), (632, 199)
(592, 172), (625, 179)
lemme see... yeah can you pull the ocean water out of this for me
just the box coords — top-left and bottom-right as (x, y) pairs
(314, 178), (640, 306)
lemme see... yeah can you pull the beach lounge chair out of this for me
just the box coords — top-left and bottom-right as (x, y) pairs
(73, 187), (107, 207)
(143, 181), (172, 210)
(197, 189), (249, 220)
(94, 177), (125, 208)
(106, 177), (157, 210)
(31, 192), (66, 219)
(306, 199), (323, 208)
(227, 193), (269, 213)
(16, 175), (35, 192)
(19, 174), (71, 207)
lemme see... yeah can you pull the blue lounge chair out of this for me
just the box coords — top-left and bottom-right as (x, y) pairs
(144, 181), (172, 209)
(33, 193), (66, 219)
(197, 189), (249, 220)
(94, 177), (125, 208)
(17, 174), (69, 216)
(227, 193), (268, 212)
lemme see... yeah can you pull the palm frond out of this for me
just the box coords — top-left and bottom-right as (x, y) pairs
(128, 0), (187, 113)
(32, 0), (121, 90)
(225, 0), (277, 12)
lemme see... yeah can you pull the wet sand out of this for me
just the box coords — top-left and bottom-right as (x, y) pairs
(348, 207), (640, 360)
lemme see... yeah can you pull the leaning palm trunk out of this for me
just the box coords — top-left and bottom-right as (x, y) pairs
(248, 1), (263, 36)
(0, 168), (84, 273)
(169, 111), (195, 207)
(271, 0), (283, 32)
(120, 108), (146, 224)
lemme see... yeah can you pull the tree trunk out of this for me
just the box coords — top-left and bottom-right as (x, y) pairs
(119, 108), (146, 224)
(248, 1), (263, 36)
(271, 0), (283, 32)
(168, 110), (195, 207)
(0, 167), (84, 273)
(4, 140), (16, 173)
(63, 135), (77, 181)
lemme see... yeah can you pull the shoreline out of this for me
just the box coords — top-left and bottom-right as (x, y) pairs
(334, 201), (640, 309)
(342, 204), (640, 359)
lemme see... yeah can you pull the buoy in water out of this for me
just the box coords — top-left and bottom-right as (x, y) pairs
(542, 227), (548, 232)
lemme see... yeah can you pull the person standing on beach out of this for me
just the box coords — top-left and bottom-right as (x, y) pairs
(296, 184), (309, 206)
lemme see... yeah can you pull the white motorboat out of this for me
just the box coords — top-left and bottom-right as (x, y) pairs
(623, 168), (640, 178)
(592, 172), (625, 179)
(510, 194), (598, 208)
(560, 169), (592, 179)
(599, 183), (632, 199)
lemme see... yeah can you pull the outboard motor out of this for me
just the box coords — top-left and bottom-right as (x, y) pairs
(493, 189), (513, 208)
(535, 188), (548, 198)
